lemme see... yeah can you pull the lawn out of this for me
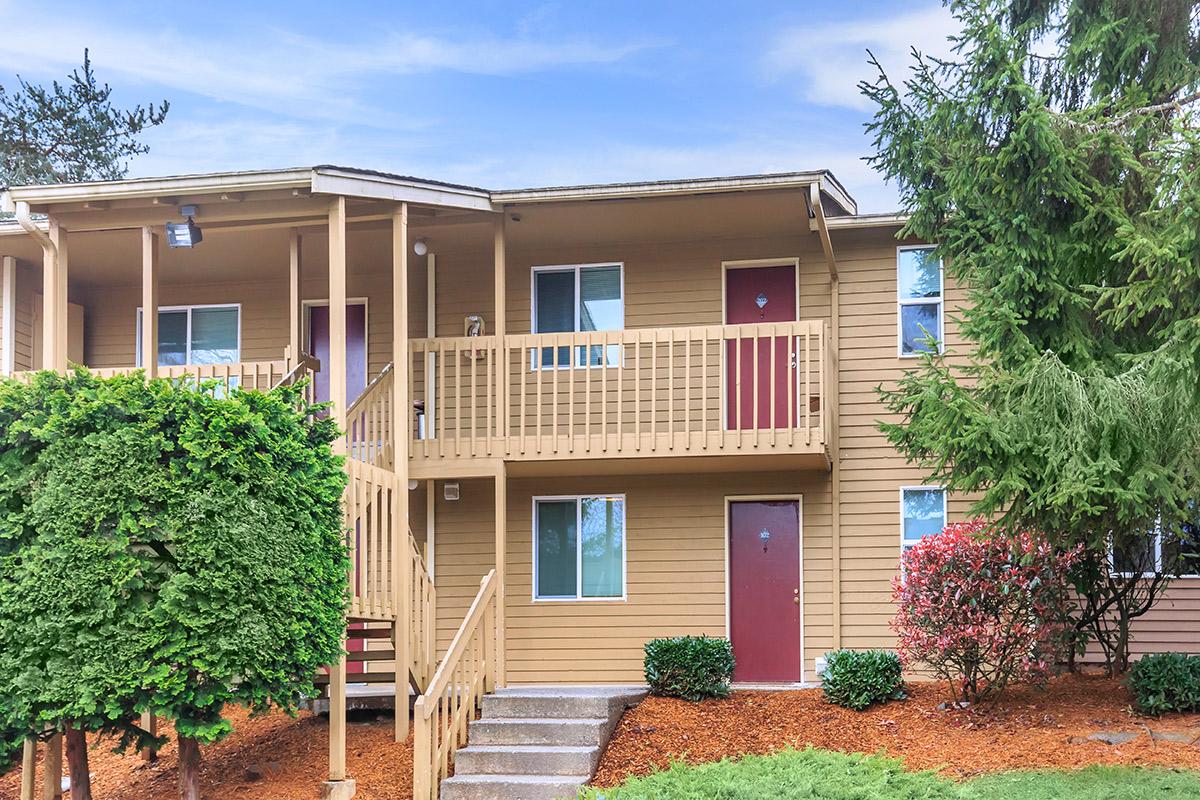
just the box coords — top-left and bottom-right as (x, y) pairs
(580, 749), (1200, 799)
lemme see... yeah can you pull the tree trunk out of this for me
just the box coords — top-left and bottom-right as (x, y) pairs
(63, 726), (91, 800)
(177, 734), (201, 800)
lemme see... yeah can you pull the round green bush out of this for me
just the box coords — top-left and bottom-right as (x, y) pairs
(644, 636), (735, 701)
(820, 649), (906, 710)
(1127, 652), (1200, 716)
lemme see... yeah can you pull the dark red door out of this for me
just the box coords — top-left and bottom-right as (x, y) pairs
(725, 265), (797, 429)
(308, 303), (368, 406)
(729, 500), (801, 682)
(309, 302), (368, 672)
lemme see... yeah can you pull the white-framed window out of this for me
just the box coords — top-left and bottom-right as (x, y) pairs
(1111, 516), (1200, 578)
(531, 263), (624, 368)
(533, 494), (626, 601)
(897, 246), (943, 356)
(136, 304), (241, 366)
(900, 485), (947, 554)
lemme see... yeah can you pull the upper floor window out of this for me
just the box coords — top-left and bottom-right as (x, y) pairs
(532, 263), (623, 367)
(137, 304), (240, 366)
(534, 494), (626, 600)
(901, 486), (946, 554)
(897, 246), (943, 356)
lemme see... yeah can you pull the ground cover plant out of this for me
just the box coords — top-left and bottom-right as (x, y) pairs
(644, 636), (735, 701)
(820, 649), (905, 710)
(0, 370), (348, 800)
(892, 522), (1076, 704)
(581, 750), (1200, 800)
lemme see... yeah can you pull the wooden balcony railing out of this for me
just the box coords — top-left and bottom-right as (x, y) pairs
(412, 570), (497, 800)
(408, 320), (829, 463)
(345, 459), (401, 621)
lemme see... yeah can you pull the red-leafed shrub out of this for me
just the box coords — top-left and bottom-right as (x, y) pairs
(892, 521), (1078, 704)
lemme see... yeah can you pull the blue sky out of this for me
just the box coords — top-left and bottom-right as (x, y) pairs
(0, 1), (961, 211)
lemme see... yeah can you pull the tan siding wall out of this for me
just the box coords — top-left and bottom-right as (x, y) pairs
(428, 471), (832, 684)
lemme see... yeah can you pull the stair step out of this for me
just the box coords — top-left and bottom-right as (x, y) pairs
(346, 649), (395, 662)
(468, 717), (609, 747)
(454, 744), (599, 776)
(439, 773), (591, 800)
(346, 627), (393, 640)
(481, 687), (645, 720)
(314, 671), (396, 685)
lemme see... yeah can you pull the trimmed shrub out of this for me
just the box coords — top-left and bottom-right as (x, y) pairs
(821, 649), (906, 710)
(1127, 653), (1200, 716)
(644, 636), (735, 701)
(892, 521), (1078, 704)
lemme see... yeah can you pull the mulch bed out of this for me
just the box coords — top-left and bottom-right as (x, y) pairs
(5, 675), (1199, 798)
(592, 673), (1200, 786)
(0, 707), (412, 800)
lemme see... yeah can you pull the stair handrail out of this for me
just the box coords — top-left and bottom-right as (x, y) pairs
(412, 570), (497, 800)
(345, 362), (396, 468)
(405, 527), (437, 689)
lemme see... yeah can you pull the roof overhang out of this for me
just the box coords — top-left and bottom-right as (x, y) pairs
(825, 212), (908, 230)
(493, 171), (856, 215)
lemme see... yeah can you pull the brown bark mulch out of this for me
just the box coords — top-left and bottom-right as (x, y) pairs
(591, 673), (1200, 786)
(0, 707), (412, 800)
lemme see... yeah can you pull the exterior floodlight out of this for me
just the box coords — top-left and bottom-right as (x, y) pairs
(166, 217), (203, 248)
(413, 239), (428, 256)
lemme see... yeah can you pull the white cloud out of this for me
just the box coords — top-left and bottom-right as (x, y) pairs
(762, 4), (961, 111)
(0, 7), (654, 122)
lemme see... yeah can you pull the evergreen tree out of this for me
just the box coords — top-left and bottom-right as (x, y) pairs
(864, 0), (1200, 673)
(0, 49), (169, 187)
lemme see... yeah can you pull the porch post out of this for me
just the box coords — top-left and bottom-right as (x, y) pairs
(323, 196), (355, 799)
(493, 216), (507, 436)
(2, 256), (15, 375)
(43, 220), (66, 371)
(392, 202), (411, 741)
(289, 230), (303, 363)
(141, 228), (159, 378)
(494, 461), (506, 688)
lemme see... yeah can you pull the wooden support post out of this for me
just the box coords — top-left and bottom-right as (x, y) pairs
(493, 217), (507, 437)
(425, 479), (435, 578)
(41, 733), (62, 800)
(393, 203), (411, 742)
(323, 196), (355, 799)
(52, 224), (68, 369)
(140, 712), (158, 762)
(2, 256), (15, 375)
(494, 461), (507, 688)
(141, 228), (159, 378)
(289, 230), (303, 363)
(425, 252), (436, 437)
(20, 738), (35, 800)
(42, 222), (60, 371)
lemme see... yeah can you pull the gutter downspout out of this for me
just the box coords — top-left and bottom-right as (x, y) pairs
(810, 182), (842, 653)
(15, 201), (60, 371)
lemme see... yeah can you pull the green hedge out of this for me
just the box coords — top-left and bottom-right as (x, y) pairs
(820, 649), (906, 710)
(644, 636), (735, 701)
(1127, 652), (1200, 716)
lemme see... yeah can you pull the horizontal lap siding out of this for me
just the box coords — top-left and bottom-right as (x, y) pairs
(430, 471), (832, 685)
(834, 229), (974, 651)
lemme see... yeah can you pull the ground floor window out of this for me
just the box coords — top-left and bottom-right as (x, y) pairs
(1112, 514), (1200, 577)
(534, 495), (626, 600)
(900, 486), (946, 554)
(137, 304), (240, 366)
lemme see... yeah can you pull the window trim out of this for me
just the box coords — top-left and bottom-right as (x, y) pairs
(1109, 522), (1200, 579)
(530, 263), (625, 370)
(531, 493), (628, 603)
(896, 245), (945, 358)
(899, 484), (948, 555)
(135, 303), (242, 367)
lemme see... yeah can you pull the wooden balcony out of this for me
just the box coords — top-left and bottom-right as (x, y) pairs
(408, 320), (830, 476)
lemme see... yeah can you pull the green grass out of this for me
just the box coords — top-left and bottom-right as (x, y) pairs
(579, 749), (1200, 799)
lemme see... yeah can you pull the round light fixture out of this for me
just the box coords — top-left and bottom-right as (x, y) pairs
(413, 239), (428, 256)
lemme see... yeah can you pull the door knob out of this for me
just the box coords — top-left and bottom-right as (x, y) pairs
(793, 596), (800, 604)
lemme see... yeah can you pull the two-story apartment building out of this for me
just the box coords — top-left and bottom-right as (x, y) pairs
(2, 165), (1196, 798)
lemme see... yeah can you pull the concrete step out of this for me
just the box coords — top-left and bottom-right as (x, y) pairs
(481, 686), (646, 721)
(439, 773), (590, 800)
(468, 717), (609, 747)
(454, 744), (599, 776)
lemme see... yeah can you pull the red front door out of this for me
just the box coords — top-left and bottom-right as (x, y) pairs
(725, 265), (797, 429)
(729, 500), (801, 682)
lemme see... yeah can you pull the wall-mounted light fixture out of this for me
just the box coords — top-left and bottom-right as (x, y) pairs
(166, 204), (203, 248)
(413, 238), (428, 256)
